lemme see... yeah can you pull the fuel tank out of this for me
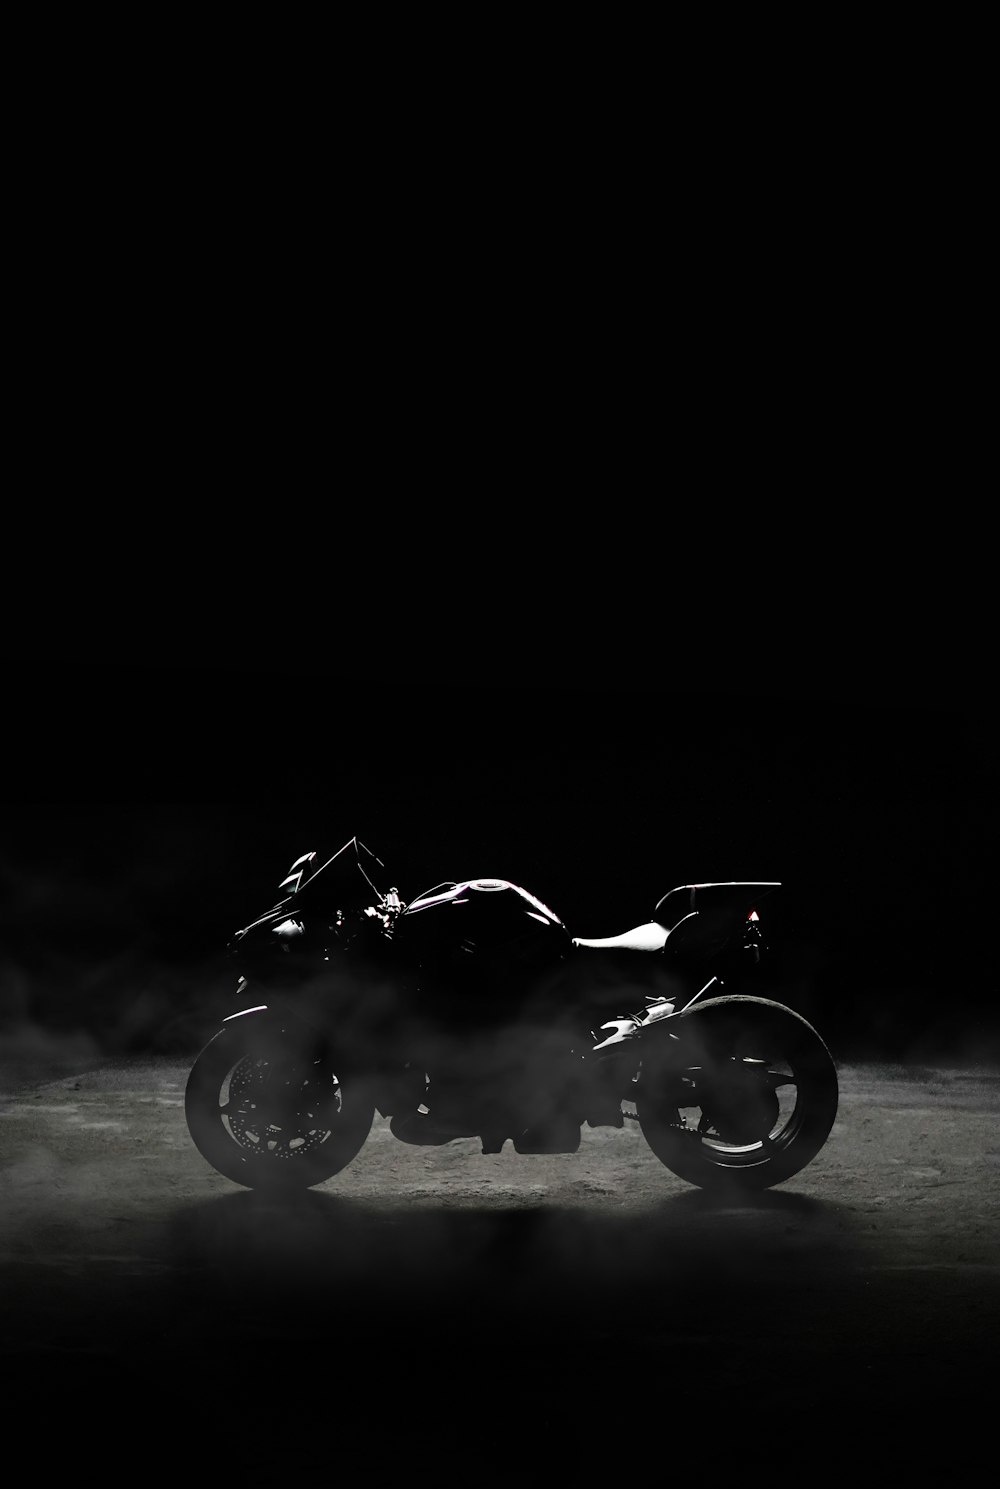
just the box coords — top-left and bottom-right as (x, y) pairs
(394, 877), (572, 1019)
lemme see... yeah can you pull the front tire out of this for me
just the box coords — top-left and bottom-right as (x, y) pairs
(636, 996), (839, 1191)
(185, 1016), (374, 1191)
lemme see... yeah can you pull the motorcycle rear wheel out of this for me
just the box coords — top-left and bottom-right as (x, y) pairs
(185, 1018), (374, 1191)
(636, 996), (839, 1191)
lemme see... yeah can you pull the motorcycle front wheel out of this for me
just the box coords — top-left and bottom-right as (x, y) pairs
(636, 996), (839, 1191)
(184, 1017), (375, 1191)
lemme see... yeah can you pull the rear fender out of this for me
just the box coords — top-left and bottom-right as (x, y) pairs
(634, 993), (812, 1081)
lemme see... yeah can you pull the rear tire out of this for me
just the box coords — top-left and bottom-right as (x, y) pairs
(185, 1016), (374, 1191)
(637, 996), (838, 1191)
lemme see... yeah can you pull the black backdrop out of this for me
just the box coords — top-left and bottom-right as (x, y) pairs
(1, 637), (994, 1068)
(4, 56), (991, 1072)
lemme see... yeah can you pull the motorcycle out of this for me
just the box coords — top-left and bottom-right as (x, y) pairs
(185, 837), (839, 1193)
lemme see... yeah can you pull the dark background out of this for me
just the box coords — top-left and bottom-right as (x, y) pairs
(3, 45), (993, 1481)
(1, 592), (994, 1069)
(4, 0), (991, 1077)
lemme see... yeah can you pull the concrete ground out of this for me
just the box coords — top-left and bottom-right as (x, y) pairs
(1, 1051), (997, 1479)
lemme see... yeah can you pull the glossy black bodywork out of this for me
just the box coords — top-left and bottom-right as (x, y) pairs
(185, 837), (838, 1189)
(213, 841), (784, 1127)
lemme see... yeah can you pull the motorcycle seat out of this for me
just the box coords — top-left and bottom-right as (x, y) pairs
(572, 921), (669, 953)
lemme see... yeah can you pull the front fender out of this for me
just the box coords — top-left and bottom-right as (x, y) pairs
(223, 1004), (270, 1022)
(208, 1002), (338, 1060)
(209, 1000), (401, 1116)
